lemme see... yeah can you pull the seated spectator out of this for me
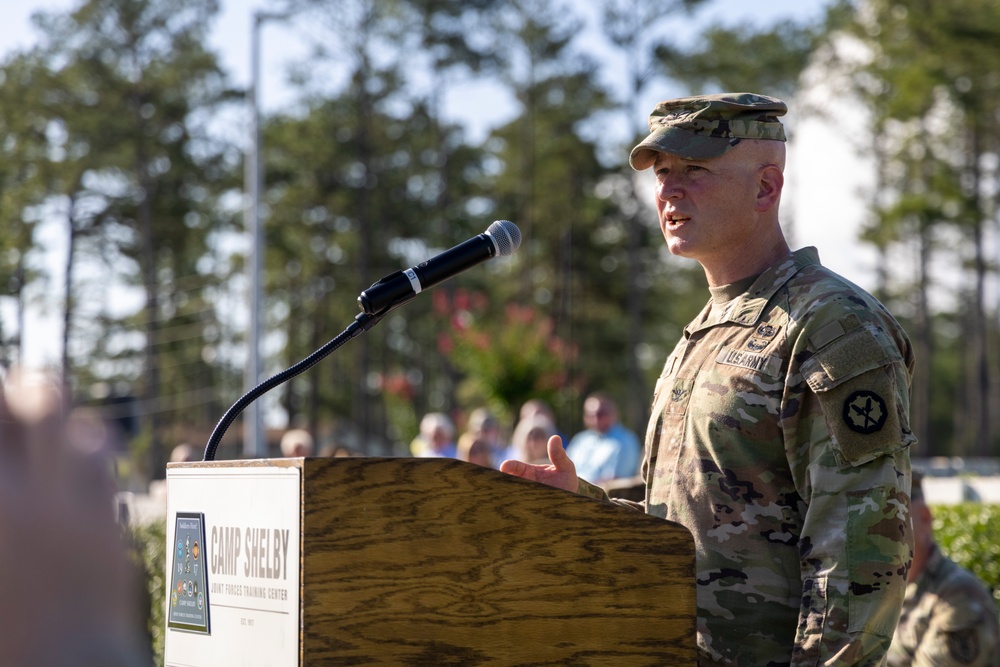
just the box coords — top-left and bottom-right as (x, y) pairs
(457, 407), (504, 467)
(280, 428), (314, 457)
(410, 412), (457, 458)
(457, 438), (494, 468)
(565, 392), (641, 484)
(888, 471), (1000, 667)
(319, 443), (356, 458)
(169, 442), (198, 463)
(518, 398), (566, 444)
(509, 413), (557, 465)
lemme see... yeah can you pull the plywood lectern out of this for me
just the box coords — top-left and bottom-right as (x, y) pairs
(164, 457), (696, 666)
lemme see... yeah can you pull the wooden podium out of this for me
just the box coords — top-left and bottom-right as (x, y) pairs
(164, 457), (696, 666)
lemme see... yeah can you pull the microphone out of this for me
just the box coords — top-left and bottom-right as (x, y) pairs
(357, 220), (521, 316)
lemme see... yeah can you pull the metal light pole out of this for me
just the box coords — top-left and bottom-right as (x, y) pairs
(243, 10), (287, 458)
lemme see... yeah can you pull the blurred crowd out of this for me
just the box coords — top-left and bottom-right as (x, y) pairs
(405, 393), (642, 489)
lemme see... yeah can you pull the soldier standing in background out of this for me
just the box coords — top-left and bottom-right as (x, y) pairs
(502, 92), (915, 666)
(888, 472), (1000, 667)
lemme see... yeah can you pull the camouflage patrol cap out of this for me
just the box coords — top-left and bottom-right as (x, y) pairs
(629, 92), (788, 170)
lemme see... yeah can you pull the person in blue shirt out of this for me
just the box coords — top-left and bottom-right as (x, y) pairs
(565, 392), (641, 484)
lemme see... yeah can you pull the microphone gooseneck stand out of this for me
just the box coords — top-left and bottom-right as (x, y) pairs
(202, 311), (384, 461)
(201, 220), (522, 462)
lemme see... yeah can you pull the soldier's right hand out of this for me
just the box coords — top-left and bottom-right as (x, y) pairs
(499, 435), (579, 493)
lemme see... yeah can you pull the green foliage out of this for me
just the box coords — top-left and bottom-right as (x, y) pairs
(378, 369), (420, 455)
(438, 289), (580, 426)
(932, 503), (1000, 607)
(840, 0), (1000, 456)
(128, 520), (167, 667)
(2, 0), (244, 473)
(656, 20), (819, 100)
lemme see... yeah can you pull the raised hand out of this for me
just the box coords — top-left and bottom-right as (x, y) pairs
(499, 434), (579, 493)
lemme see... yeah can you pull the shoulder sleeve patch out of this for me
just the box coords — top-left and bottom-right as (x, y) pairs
(824, 368), (905, 466)
(802, 328), (911, 466)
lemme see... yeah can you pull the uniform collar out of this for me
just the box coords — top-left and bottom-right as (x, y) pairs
(686, 247), (821, 334)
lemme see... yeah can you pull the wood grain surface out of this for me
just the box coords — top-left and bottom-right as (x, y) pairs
(298, 457), (695, 666)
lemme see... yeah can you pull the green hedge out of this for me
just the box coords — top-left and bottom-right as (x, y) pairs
(931, 502), (1000, 608)
(129, 521), (167, 667)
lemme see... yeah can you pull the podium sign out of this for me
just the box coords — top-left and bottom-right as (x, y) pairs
(164, 462), (301, 667)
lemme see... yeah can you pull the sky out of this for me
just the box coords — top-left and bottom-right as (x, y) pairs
(1, 0), (877, 368)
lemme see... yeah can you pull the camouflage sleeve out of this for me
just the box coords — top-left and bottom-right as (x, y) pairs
(790, 321), (914, 666)
(576, 477), (650, 514)
(576, 477), (611, 501)
(910, 590), (1000, 666)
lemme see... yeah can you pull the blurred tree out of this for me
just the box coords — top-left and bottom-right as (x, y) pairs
(654, 20), (819, 102)
(482, 0), (634, 429)
(264, 0), (507, 451)
(262, 94), (495, 452)
(840, 0), (1000, 456)
(22, 0), (242, 474)
(0, 51), (55, 370)
(24, 0), (992, 464)
(599, 0), (708, 430)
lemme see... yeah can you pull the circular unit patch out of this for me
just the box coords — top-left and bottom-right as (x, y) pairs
(842, 390), (888, 434)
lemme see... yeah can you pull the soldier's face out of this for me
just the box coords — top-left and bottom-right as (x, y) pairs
(652, 145), (766, 267)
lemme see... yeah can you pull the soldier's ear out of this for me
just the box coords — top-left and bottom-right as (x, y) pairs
(754, 164), (783, 213)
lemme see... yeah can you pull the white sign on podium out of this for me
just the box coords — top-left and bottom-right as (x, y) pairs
(165, 464), (301, 667)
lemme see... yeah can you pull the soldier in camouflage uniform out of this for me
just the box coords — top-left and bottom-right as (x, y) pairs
(888, 473), (999, 667)
(501, 93), (915, 666)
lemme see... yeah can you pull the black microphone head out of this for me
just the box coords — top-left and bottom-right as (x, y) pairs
(486, 220), (521, 256)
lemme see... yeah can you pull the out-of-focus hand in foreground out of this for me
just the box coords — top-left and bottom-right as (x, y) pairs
(0, 368), (149, 667)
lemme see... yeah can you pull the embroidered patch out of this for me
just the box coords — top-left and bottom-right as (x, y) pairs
(842, 390), (888, 434)
(715, 347), (782, 376)
(746, 338), (769, 352)
(755, 324), (778, 338)
(671, 388), (689, 402)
